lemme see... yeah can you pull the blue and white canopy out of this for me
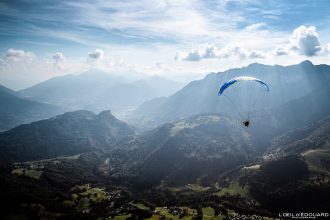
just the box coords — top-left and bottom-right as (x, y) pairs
(218, 76), (269, 96)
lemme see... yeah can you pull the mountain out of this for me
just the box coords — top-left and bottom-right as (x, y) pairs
(215, 115), (330, 214)
(0, 84), (63, 131)
(104, 114), (258, 189)
(1, 114), (329, 219)
(1, 62), (330, 219)
(19, 69), (183, 114)
(268, 115), (330, 159)
(132, 61), (330, 130)
(0, 110), (135, 162)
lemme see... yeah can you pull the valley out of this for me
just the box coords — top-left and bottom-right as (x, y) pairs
(1, 61), (330, 219)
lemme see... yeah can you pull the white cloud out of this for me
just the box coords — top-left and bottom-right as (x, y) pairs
(218, 44), (248, 59)
(177, 25), (330, 62)
(0, 49), (88, 89)
(248, 50), (267, 58)
(52, 52), (65, 62)
(88, 49), (104, 59)
(5, 48), (35, 62)
(271, 46), (288, 56)
(175, 43), (218, 61)
(288, 25), (321, 57)
(176, 43), (266, 61)
(245, 22), (266, 31)
(52, 52), (65, 69)
(270, 25), (329, 57)
(321, 43), (330, 55)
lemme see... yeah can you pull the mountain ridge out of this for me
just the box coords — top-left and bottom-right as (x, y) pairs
(19, 69), (184, 114)
(0, 84), (63, 131)
(0, 110), (135, 162)
(131, 60), (330, 130)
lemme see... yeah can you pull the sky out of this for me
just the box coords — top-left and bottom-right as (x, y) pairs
(0, 0), (330, 90)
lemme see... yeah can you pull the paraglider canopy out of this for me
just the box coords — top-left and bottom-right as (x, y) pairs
(218, 76), (269, 96)
(218, 76), (270, 127)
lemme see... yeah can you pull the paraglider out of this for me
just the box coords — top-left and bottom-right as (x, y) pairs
(243, 119), (250, 127)
(218, 76), (270, 127)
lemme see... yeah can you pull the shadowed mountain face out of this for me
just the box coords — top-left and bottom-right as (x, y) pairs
(104, 114), (257, 188)
(132, 61), (330, 130)
(0, 84), (63, 131)
(268, 115), (330, 158)
(19, 69), (183, 114)
(0, 110), (135, 162)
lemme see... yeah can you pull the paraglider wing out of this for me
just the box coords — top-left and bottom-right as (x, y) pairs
(218, 76), (269, 96)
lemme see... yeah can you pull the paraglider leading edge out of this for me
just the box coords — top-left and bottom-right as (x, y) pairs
(218, 76), (270, 96)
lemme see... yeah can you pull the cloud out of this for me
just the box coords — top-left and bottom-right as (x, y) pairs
(5, 48), (35, 62)
(175, 43), (218, 61)
(288, 25), (321, 57)
(218, 44), (247, 59)
(52, 52), (65, 69)
(321, 43), (330, 55)
(175, 43), (266, 61)
(270, 25), (328, 57)
(248, 50), (267, 58)
(271, 46), (288, 56)
(245, 22), (266, 31)
(88, 49), (104, 60)
(52, 52), (65, 62)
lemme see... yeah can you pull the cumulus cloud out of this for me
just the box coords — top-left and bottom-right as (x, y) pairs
(271, 46), (288, 56)
(52, 52), (65, 69)
(175, 43), (218, 61)
(248, 50), (267, 58)
(175, 43), (266, 61)
(245, 22), (266, 31)
(88, 49), (104, 60)
(288, 25), (321, 56)
(177, 25), (330, 61)
(321, 43), (330, 55)
(270, 25), (326, 57)
(87, 49), (106, 69)
(219, 45), (266, 59)
(5, 48), (35, 62)
(218, 45), (247, 59)
(52, 52), (65, 62)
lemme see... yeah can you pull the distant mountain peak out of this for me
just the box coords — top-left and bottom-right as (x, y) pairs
(246, 62), (268, 68)
(58, 110), (94, 119)
(299, 60), (313, 66)
(98, 110), (114, 119)
(0, 109), (134, 162)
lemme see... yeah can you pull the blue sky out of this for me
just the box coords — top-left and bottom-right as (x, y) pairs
(0, 0), (330, 89)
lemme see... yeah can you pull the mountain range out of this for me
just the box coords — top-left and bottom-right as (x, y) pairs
(132, 60), (330, 130)
(19, 69), (184, 116)
(1, 60), (330, 218)
(0, 110), (134, 162)
(0, 84), (63, 131)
